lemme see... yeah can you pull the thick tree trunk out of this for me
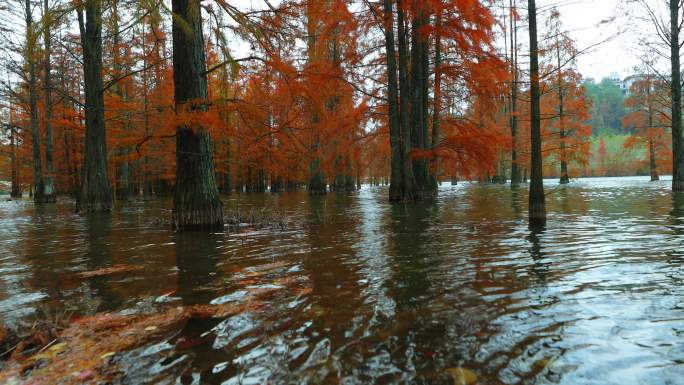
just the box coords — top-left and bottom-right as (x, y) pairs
(76, 0), (113, 212)
(397, 1), (415, 200)
(308, 139), (327, 194)
(384, 0), (403, 202)
(410, 11), (428, 197)
(431, 11), (442, 190)
(420, 11), (431, 194)
(306, 2), (327, 195)
(671, 0), (684, 190)
(528, 0), (546, 227)
(26, 0), (45, 203)
(111, 0), (132, 201)
(171, 0), (223, 230)
(42, 0), (56, 202)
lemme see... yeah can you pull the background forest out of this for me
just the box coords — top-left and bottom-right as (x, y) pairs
(0, 0), (675, 220)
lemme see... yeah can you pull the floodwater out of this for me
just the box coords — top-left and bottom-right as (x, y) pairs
(1, 176), (684, 384)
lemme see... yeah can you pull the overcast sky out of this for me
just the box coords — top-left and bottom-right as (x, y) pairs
(537, 0), (643, 81)
(0, 0), (658, 84)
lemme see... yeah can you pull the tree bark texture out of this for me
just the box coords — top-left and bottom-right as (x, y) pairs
(171, 0), (224, 230)
(671, 0), (684, 191)
(528, 0), (546, 227)
(77, 0), (113, 212)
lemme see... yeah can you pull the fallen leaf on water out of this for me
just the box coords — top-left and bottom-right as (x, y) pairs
(30, 342), (67, 362)
(74, 370), (94, 380)
(238, 278), (259, 286)
(144, 326), (157, 332)
(293, 287), (312, 296)
(445, 367), (477, 385)
(48, 342), (66, 353)
(534, 357), (555, 369)
(77, 264), (143, 278)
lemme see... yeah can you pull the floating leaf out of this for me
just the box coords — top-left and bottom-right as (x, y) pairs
(77, 264), (143, 278)
(534, 357), (555, 369)
(30, 342), (67, 361)
(445, 367), (477, 385)
(48, 342), (66, 353)
(144, 326), (158, 332)
(74, 370), (94, 381)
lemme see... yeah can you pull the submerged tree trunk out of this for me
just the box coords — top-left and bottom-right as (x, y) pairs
(26, 0), (45, 203)
(76, 0), (113, 212)
(171, 0), (223, 230)
(671, 0), (684, 191)
(528, 0), (546, 227)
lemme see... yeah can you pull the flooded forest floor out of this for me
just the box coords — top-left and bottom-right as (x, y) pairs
(0, 177), (683, 384)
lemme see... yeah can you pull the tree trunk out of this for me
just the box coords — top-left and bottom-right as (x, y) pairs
(557, 39), (569, 185)
(510, 0), (521, 186)
(224, 138), (232, 194)
(76, 0), (113, 212)
(647, 83), (659, 181)
(42, 0), (56, 202)
(432, 10), (442, 190)
(649, 138), (659, 181)
(7, 77), (21, 198)
(111, 0), (132, 201)
(410, 10), (428, 197)
(306, 1), (327, 195)
(9, 124), (21, 198)
(26, 0), (45, 203)
(420, 10), (431, 194)
(397, 1), (415, 200)
(671, 0), (684, 190)
(528, 0), (546, 227)
(171, 0), (223, 230)
(384, 0), (403, 202)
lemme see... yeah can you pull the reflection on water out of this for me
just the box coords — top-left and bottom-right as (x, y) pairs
(1, 177), (684, 384)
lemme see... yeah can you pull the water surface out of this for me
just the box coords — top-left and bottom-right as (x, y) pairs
(1, 176), (683, 384)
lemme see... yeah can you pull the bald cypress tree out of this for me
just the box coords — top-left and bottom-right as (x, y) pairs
(528, 0), (546, 227)
(42, 0), (56, 202)
(24, 0), (45, 203)
(76, 0), (112, 212)
(670, 0), (684, 191)
(171, 0), (223, 230)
